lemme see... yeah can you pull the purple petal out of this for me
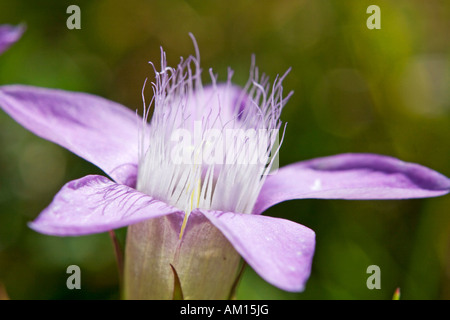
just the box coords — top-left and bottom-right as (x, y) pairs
(0, 85), (140, 185)
(29, 175), (182, 236)
(197, 208), (315, 292)
(254, 153), (450, 214)
(0, 24), (25, 55)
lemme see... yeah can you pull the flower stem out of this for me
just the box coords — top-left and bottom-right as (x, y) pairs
(108, 230), (124, 289)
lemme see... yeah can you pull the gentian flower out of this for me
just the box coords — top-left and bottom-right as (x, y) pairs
(1, 33), (449, 299)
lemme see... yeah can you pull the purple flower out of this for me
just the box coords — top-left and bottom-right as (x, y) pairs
(0, 35), (449, 299)
(0, 24), (25, 55)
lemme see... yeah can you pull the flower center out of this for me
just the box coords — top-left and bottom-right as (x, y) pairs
(136, 37), (292, 221)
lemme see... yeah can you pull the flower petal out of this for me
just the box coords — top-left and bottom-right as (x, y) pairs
(29, 175), (182, 236)
(0, 24), (25, 55)
(197, 208), (315, 292)
(254, 153), (450, 214)
(0, 85), (139, 185)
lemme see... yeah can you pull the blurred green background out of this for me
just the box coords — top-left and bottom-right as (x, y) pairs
(0, 0), (449, 300)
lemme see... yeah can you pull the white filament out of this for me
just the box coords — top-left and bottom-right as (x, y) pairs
(137, 36), (292, 218)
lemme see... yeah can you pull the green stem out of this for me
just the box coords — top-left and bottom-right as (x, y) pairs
(109, 230), (124, 290)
